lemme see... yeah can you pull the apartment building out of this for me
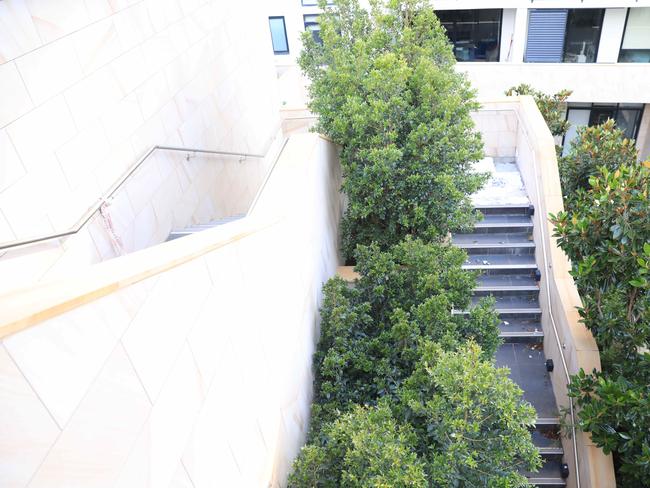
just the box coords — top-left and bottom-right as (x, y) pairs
(266, 0), (650, 158)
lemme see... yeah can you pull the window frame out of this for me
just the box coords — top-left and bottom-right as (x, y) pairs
(269, 16), (290, 55)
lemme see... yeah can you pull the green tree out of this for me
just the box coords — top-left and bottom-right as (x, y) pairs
(569, 365), (650, 487)
(398, 342), (541, 487)
(288, 402), (428, 488)
(551, 164), (650, 364)
(552, 163), (650, 486)
(505, 84), (572, 138)
(559, 119), (638, 205)
(291, 343), (541, 487)
(311, 239), (500, 431)
(300, 0), (486, 258)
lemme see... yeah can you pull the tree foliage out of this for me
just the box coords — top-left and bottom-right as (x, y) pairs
(300, 0), (486, 258)
(291, 2), (541, 485)
(505, 84), (572, 138)
(311, 239), (500, 431)
(559, 119), (639, 205)
(288, 402), (428, 488)
(398, 342), (541, 487)
(291, 343), (541, 487)
(569, 365), (650, 487)
(552, 164), (650, 365)
(552, 162), (650, 486)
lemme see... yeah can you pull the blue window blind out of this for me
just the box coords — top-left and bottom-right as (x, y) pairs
(269, 17), (289, 54)
(525, 9), (568, 62)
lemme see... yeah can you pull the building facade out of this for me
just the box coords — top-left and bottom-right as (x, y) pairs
(266, 0), (650, 158)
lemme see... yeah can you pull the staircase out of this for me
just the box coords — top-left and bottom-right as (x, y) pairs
(166, 214), (245, 241)
(452, 165), (568, 486)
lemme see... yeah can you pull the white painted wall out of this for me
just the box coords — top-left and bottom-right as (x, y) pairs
(459, 63), (650, 103)
(0, 133), (343, 488)
(509, 8), (529, 63)
(500, 9), (517, 62)
(433, 0), (650, 9)
(0, 0), (282, 290)
(597, 8), (628, 63)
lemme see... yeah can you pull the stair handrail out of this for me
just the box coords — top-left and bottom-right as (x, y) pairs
(529, 136), (582, 488)
(505, 99), (582, 488)
(0, 145), (265, 252)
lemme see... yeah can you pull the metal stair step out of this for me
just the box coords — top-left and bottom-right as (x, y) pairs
(528, 478), (566, 487)
(454, 308), (542, 320)
(475, 273), (539, 291)
(465, 214), (534, 234)
(166, 214), (246, 241)
(475, 214), (533, 227)
(499, 330), (544, 343)
(454, 296), (542, 315)
(453, 232), (534, 249)
(538, 446), (564, 456)
(525, 459), (567, 487)
(532, 429), (563, 454)
(462, 254), (537, 270)
(458, 241), (535, 256)
(536, 417), (561, 426)
(205, 214), (245, 225)
(475, 203), (533, 216)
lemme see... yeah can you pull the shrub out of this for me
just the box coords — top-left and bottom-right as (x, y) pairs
(505, 84), (572, 138)
(288, 402), (428, 488)
(300, 0), (486, 258)
(398, 342), (541, 487)
(559, 120), (638, 204)
(552, 164), (650, 364)
(552, 163), (650, 485)
(311, 239), (500, 431)
(569, 365), (650, 487)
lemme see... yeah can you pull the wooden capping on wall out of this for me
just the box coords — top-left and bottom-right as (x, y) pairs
(481, 96), (616, 488)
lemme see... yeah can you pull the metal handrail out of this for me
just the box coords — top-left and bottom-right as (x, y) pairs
(505, 107), (582, 488)
(0, 145), (265, 252)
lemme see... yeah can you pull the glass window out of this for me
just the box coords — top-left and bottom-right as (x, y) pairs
(563, 9), (604, 63)
(302, 0), (333, 5)
(525, 9), (604, 63)
(619, 8), (650, 63)
(269, 17), (289, 55)
(563, 107), (591, 155)
(436, 9), (502, 62)
(588, 105), (617, 127)
(304, 14), (322, 44)
(562, 104), (644, 154)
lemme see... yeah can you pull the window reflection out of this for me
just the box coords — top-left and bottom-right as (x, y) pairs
(436, 9), (502, 62)
(269, 17), (289, 55)
(563, 9), (604, 63)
